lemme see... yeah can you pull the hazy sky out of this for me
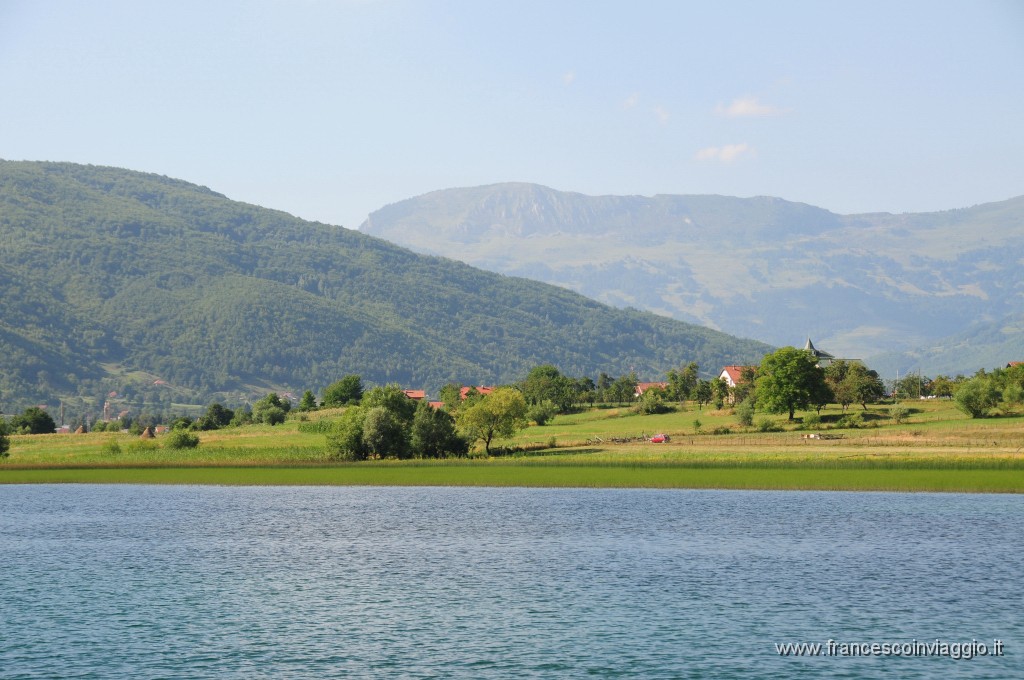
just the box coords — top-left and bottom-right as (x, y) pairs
(2, 0), (1022, 229)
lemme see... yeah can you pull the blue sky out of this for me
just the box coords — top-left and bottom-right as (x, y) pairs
(1, 0), (1022, 229)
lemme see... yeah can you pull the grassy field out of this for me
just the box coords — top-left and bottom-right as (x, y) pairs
(2, 400), (1022, 492)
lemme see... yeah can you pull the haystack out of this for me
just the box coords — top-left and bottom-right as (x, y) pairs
(140, 426), (155, 439)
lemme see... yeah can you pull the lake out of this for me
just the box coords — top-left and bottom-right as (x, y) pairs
(1, 486), (1020, 678)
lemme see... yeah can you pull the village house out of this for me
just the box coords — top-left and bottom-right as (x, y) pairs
(718, 366), (754, 389)
(460, 386), (495, 399)
(718, 365), (757, 403)
(804, 337), (836, 366)
(402, 389), (426, 400)
(635, 382), (668, 398)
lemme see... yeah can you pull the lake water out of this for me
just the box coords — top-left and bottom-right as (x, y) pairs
(1, 486), (1020, 679)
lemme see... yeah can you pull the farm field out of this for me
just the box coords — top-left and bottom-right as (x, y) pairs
(2, 400), (1022, 492)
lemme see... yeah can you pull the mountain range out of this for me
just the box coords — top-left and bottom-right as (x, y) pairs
(361, 183), (1024, 375)
(0, 161), (769, 416)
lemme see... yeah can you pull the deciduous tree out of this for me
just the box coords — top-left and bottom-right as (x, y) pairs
(954, 376), (1000, 418)
(362, 406), (410, 458)
(321, 375), (363, 407)
(410, 400), (467, 458)
(755, 346), (828, 420)
(11, 406), (55, 434)
(0, 420), (10, 457)
(457, 387), (528, 455)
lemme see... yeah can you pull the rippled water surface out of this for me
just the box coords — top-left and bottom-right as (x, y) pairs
(1, 486), (1021, 678)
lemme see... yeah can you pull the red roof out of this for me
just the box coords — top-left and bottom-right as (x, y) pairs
(635, 382), (668, 395)
(720, 365), (755, 386)
(720, 364), (745, 385)
(460, 386), (495, 399)
(402, 389), (426, 400)
(428, 401), (444, 409)
(1008, 361), (1024, 368)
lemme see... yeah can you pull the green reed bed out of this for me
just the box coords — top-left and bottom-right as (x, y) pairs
(3, 460), (1022, 493)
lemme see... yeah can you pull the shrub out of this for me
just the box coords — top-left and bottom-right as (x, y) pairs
(165, 429), (200, 450)
(801, 412), (821, 429)
(692, 418), (702, 434)
(888, 406), (911, 424)
(326, 407), (368, 461)
(756, 417), (781, 433)
(710, 426), (731, 435)
(837, 412), (864, 429)
(259, 406), (287, 426)
(634, 390), (673, 415)
(527, 400), (559, 426)
(954, 377), (1000, 418)
(230, 408), (253, 427)
(0, 420), (9, 458)
(253, 393), (291, 425)
(734, 399), (754, 427)
(171, 416), (193, 431)
(101, 440), (122, 455)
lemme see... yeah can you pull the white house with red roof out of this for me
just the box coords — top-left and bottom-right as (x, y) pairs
(718, 366), (748, 388)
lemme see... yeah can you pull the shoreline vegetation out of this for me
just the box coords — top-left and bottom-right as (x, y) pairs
(3, 400), (1022, 493)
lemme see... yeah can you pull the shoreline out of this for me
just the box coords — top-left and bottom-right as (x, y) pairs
(3, 465), (1022, 493)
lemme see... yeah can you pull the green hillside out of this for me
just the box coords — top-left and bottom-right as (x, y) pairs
(362, 183), (1024, 371)
(0, 161), (770, 418)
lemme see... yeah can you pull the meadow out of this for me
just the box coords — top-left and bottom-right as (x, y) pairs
(3, 399), (1022, 492)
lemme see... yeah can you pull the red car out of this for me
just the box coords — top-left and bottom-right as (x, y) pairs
(650, 433), (670, 443)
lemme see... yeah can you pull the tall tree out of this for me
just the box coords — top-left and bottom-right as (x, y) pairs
(297, 390), (317, 411)
(410, 400), (468, 458)
(326, 407), (367, 460)
(457, 387), (528, 455)
(694, 380), (713, 410)
(520, 364), (573, 412)
(668, 362), (699, 402)
(11, 406), (56, 434)
(362, 406), (410, 459)
(362, 384), (417, 425)
(610, 373), (639, 405)
(755, 346), (828, 420)
(731, 366), (758, 404)
(439, 382), (464, 413)
(321, 375), (364, 407)
(0, 420), (10, 457)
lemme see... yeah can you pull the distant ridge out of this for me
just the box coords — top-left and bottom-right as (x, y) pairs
(362, 183), (1024, 375)
(0, 161), (770, 414)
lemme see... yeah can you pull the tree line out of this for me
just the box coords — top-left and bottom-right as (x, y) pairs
(3, 352), (1021, 459)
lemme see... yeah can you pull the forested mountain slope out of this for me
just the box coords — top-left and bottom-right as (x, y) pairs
(0, 162), (770, 414)
(362, 183), (1024, 375)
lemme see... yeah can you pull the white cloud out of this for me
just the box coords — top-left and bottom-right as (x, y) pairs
(653, 105), (670, 124)
(716, 96), (784, 117)
(562, 70), (575, 86)
(694, 143), (752, 162)
(623, 92), (639, 109)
